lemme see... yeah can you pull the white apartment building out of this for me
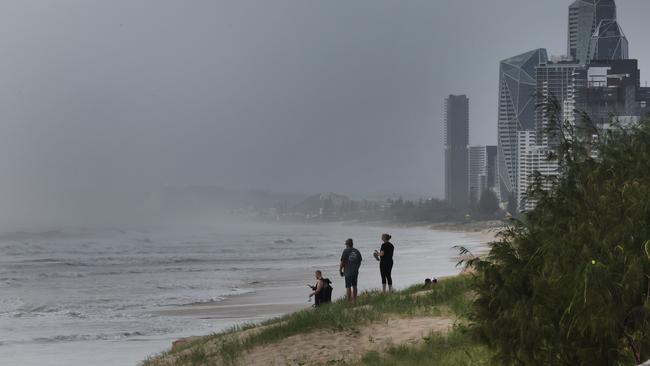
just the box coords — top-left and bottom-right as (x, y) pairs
(517, 131), (559, 212)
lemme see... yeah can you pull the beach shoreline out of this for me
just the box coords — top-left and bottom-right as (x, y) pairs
(142, 274), (483, 366)
(146, 223), (500, 361)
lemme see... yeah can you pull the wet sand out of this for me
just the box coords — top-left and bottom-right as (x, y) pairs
(155, 284), (311, 320)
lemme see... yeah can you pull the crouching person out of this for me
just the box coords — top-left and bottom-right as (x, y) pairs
(309, 270), (333, 307)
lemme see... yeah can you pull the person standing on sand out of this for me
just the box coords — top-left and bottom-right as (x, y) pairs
(373, 233), (394, 293)
(340, 238), (362, 303)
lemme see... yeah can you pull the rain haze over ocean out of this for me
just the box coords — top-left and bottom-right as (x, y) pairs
(0, 1), (649, 365)
(0, 0), (648, 230)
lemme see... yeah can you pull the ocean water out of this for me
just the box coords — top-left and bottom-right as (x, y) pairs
(0, 222), (485, 366)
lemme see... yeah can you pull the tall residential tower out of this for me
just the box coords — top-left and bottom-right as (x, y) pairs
(444, 95), (469, 210)
(534, 60), (584, 148)
(469, 145), (498, 206)
(567, 0), (626, 64)
(497, 49), (548, 205)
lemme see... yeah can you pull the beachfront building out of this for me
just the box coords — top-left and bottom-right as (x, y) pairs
(468, 145), (498, 206)
(567, 0), (618, 64)
(444, 95), (469, 210)
(576, 59), (647, 128)
(497, 49), (548, 206)
(516, 131), (559, 212)
(468, 146), (486, 206)
(485, 145), (498, 199)
(534, 59), (583, 148)
(589, 19), (628, 62)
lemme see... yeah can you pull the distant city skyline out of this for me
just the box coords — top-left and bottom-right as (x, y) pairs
(1, 1), (650, 229)
(493, 0), (650, 210)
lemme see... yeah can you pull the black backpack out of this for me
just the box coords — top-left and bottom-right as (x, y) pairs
(315, 278), (333, 306)
(321, 278), (332, 303)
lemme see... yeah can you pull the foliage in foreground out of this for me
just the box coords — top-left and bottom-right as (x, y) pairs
(469, 113), (650, 365)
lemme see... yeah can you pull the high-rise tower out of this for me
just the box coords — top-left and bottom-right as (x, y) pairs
(589, 19), (628, 61)
(567, 0), (625, 64)
(469, 145), (498, 206)
(534, 60), (584, 148)
(444, 95), (469, 210)
(497, 49), (548, 205)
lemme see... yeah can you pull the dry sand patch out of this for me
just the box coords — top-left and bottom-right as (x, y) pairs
(239, 316), (454, 366)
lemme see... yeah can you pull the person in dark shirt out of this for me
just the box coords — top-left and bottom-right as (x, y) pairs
(373, 233), (395, 293)
(340, 238), (362, 303)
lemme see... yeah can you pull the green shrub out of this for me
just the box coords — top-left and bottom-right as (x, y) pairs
(468, 108), (650, 365)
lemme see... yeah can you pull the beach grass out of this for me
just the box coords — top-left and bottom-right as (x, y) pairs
(141, 275), (482, 366)
(356, 326), (490, 366)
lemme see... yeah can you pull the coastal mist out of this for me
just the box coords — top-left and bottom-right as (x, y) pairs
(3, 0), (648, 364)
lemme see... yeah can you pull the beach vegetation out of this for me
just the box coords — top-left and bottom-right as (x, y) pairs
(355, 325), (490, 366)
(466, 108), (650, 365)
(141, 275), (484, 366)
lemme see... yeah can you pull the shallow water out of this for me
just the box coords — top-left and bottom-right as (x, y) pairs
(0, 222), (485, 366)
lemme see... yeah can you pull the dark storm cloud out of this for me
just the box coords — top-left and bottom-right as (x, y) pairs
(0, 0), (648, 227)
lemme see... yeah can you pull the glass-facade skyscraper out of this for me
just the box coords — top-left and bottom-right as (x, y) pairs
(497, 49), (548, 204)
(589, 19), (628, 61)
(567, 0), (625, 64)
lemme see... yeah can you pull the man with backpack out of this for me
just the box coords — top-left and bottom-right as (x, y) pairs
(308, 270), (332, 307)
(340, 238), (362, 303)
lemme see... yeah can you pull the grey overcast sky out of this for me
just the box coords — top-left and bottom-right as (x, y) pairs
(0, 0), (648, 216)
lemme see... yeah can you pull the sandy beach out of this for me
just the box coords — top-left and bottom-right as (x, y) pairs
(144, 274), (482, 366)
(151, 223), (501, 356)
(154, 284), (311, 320)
